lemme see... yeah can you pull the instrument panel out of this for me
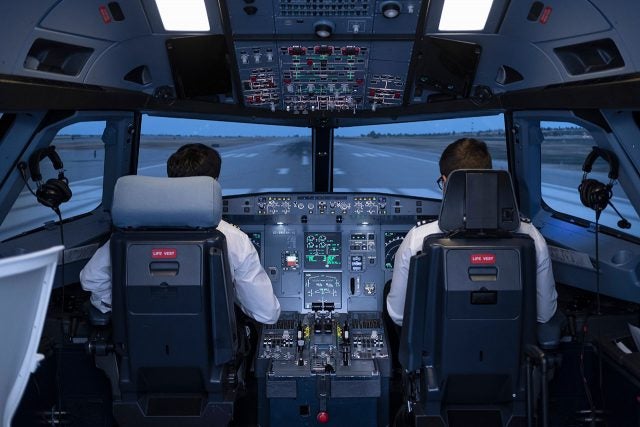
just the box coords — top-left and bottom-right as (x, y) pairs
(223, 192), (438, 313)
(226, 192), (436, 426)
(228, 1), (422, 113)
(224, 192), (428, 216)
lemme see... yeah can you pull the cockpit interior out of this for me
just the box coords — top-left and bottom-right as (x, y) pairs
(1, 0), (640, 426)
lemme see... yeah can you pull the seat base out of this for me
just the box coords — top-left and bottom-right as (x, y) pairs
(397, 405), (528, 427)
(113, 396), (234, 427)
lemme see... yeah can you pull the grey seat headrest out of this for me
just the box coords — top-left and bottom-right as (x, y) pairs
(112, 175), (222, 229)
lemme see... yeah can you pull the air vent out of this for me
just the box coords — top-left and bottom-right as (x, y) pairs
(108, 2), (125, 21)
(495, 65), (523, 85)
(24, 39), (93, 76)
(124, 65), (152, 85)
(527, 1), (544, 21)
(554, 39), (624, 76)
(244, 6), (258, 15)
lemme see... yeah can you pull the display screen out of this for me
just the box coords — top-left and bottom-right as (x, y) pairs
(247, 232), (262, 259)
(304, 232), (341, 269)
(304, 272), (342, 309)
(384, 231), (405, 269)
(282, 250), (299, 270)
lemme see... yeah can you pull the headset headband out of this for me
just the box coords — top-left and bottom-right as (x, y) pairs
(28, 146), (64, 182)
(581, 146), (619, 181)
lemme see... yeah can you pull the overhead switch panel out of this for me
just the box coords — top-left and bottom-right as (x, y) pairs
(236, 41), (411, 113)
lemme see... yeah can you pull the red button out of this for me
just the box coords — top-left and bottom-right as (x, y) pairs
(317, 411), (329, 423)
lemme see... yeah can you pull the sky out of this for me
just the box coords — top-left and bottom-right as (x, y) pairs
(61, 114), (507, 136)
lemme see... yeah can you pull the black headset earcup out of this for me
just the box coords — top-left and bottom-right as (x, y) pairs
(36, 179), (72, 209)
(579, 178), (610, 211)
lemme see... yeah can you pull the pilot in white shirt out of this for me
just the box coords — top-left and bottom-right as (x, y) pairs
(386, 138), (557, 326)
(386, 219), (557, 326)
(80, 143), (280, 324)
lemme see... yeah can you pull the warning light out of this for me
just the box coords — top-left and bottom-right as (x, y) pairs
(99, 5), (112, 24)
(539, 6), (552, 24)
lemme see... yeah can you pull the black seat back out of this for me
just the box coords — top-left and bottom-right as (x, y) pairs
(109, 175), (238, 427)
(399, 170), (537, 425)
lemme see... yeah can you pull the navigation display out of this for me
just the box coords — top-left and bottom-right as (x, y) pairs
(304, 232), (341, 269)
(247, 232), (262, 260)
(384, 231), (406, 270)
(304, 272), (342, 309)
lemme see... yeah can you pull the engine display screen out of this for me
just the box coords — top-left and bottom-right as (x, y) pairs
(304, 232), (341, 269)
(304, 272), (342, 309)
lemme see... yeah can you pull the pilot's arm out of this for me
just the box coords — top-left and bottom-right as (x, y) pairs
(386, 238), (411, 326)
(217, 220), (281, 324)
(387, 223), (432, 326)
(79, 241), (113, 313)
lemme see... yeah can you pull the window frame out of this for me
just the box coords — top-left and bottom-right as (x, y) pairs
(511, 110), (640, 241)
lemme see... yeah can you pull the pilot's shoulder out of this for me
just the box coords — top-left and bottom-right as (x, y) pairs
(415, 218), (437, 228)
(217, 219), (244, 236)
(407, 218), (439, 239)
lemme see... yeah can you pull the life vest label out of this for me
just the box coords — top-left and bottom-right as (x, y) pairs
(151, 248), (177, 259)
(470, 253), (496, 264)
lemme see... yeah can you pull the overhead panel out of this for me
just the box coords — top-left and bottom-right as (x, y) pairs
(236, 41), (411, 113)
(275, 0), (374, 35)
(230, 0), (421, 113)
(236, 42), (281, 110)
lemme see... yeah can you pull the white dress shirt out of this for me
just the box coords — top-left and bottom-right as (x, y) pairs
(80, 219), (281, 324)
(386, 220), (557, 326)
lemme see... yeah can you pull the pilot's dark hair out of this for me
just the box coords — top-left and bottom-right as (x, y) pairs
(439, 137), (492, 177)
(167, 143), (222, 179)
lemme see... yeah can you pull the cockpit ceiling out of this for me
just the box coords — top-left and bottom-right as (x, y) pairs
(0, 0), (638, 118)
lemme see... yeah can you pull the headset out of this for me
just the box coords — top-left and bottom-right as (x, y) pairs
(578, 145), (620, 216)
(28, 146), (72, 211)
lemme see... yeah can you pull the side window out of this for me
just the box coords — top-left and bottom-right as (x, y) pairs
(540, 121), (640, 236)
(0, 121), (106, 241)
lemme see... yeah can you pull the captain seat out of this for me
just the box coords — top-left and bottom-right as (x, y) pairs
(109, 175), (239, 427)
(398, 169), (538, 427)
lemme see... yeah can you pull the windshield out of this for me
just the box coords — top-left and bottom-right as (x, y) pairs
(138, 114), (505, 197)
(139, 116), (312, 195)
(334, 114), (505, 197)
